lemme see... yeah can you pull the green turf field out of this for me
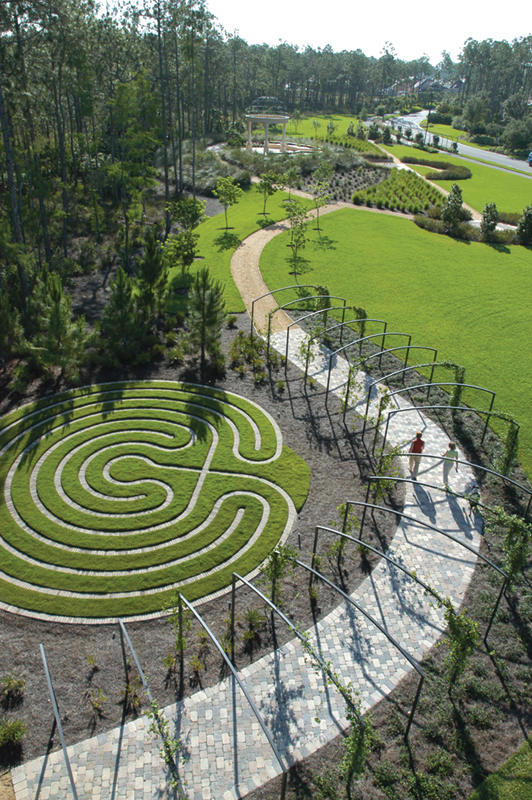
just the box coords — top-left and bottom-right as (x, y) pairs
(167, 185), (305, 313)
(469, 737), (532, 799)
(383, 144), (532, 214)
(259, 207), (532, 478)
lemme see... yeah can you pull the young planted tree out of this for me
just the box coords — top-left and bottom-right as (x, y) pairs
(28, 272), (93, 382)
(256, 170), (281, 215)
(480, 202), (499, 242)
(290, 109), (302, 133)
(187, 267), (226, 381)
(165, 197), (206, 284)
(441, 183), (463, 233)
(101, 266), (146, 362)
(136, 231), (168, 317)
(213, 176), (244, 229)
(165, 230), (200, 285)
(311, 161), (334, 233)
(0, 293), (25, 373)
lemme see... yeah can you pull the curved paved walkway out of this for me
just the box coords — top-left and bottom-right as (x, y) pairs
(11, 217), (481, 800)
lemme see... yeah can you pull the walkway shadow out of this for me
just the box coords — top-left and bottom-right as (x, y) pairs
(447, 493), (473, 539)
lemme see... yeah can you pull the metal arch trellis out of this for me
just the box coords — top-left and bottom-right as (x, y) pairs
(373, 452), (532, 520)
(178, 595), (289, 800)
(349, 350), (438, 427)
(40, 645), (79, 800)
(230, 572), (366, 730)
(309, 521), (506, 649)
(302, 317), (388, 385)
(250, 285), (337, 337)
(373, 383), (497, 454)
(266, 295), (347, 359)
(341, 499), (508, 634)
(118, 620), (186, 798)
(283, 306), (366, 364)
(379, 404), (518, 463)
(290, 555), (425, 739)
(325, 332), (413, 406)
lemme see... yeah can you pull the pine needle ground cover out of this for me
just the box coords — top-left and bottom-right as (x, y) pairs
(0, 381), (310, 620)
(259, 207), (532, 478)
(383, 144), (532, 213)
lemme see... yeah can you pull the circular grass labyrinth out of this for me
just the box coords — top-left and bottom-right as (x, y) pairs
(0, 381), (310, 622)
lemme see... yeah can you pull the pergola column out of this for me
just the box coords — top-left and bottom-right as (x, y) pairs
(264, 122), (269, 154)
(246, 119), (252, 152)
(281, 122), (287, 153)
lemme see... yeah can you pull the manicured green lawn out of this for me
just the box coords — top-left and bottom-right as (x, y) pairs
(283, 113), (360, 140)
(383, 144), (532, 214)
(259, 208), (532, 478)
(0, 382), (310, 618)
(469, 737), (532, 799)
(419, 120), (491, 150)
(168, 186), (301, 313)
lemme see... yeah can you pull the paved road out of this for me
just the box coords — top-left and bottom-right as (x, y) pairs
(394, 110), (532, 177)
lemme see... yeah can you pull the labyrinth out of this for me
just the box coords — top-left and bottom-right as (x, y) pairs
(0, 381), (310, 621)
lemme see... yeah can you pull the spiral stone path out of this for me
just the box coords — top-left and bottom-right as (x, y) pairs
(10, 215), (481, 799)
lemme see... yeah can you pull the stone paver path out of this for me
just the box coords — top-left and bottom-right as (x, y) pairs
(11, 212), (481, 800)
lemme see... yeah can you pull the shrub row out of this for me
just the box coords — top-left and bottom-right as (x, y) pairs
(352, 167), (444, 214)
(400, 156), (472, 181)
(414, 215), (517, 245)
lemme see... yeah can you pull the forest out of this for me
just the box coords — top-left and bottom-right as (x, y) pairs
(1, 0), (532, 389)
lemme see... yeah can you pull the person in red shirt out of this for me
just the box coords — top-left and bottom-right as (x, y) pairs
(409, 431), (425, 479)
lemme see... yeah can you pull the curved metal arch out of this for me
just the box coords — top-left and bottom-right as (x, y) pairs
(267, 295), (347, 356)
(251, 284), (332, 335)
(342, 499), (507, 578)
(325, 332), (412, 405)
(292, 554), (424, 738)
(303, 318), (387, 383)
(180, 594), (289, 800)
(285, 306), (353, 361)
(359, 354), (439, 432)
(374, 383), (497, 450)
(380, 404), (520, 459)
(231, 572), (365, 730)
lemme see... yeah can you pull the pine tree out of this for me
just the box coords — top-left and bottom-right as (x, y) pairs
(101, 266), (146, 361)
(136, 231), (168, 316)
(28, 272), (93, 382)
(441, 183), (463, 233)
(0, 292), (25, 372)
(187, 267), (225, 381)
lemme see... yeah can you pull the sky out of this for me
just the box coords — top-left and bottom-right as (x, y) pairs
(206, 0), (529, 66)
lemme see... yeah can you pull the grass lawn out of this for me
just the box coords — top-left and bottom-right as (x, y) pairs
(0, 382), (310, 617)
(259, 207), (532, 479)
(469, 737), (532, 799)
(167, 185), (300, 314)
(282, 113), (360, 140)
(419, 120), (491, 150)
(382, 144), (532, 214)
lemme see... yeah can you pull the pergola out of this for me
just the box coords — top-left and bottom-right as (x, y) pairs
(245, 96), (290, 154)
